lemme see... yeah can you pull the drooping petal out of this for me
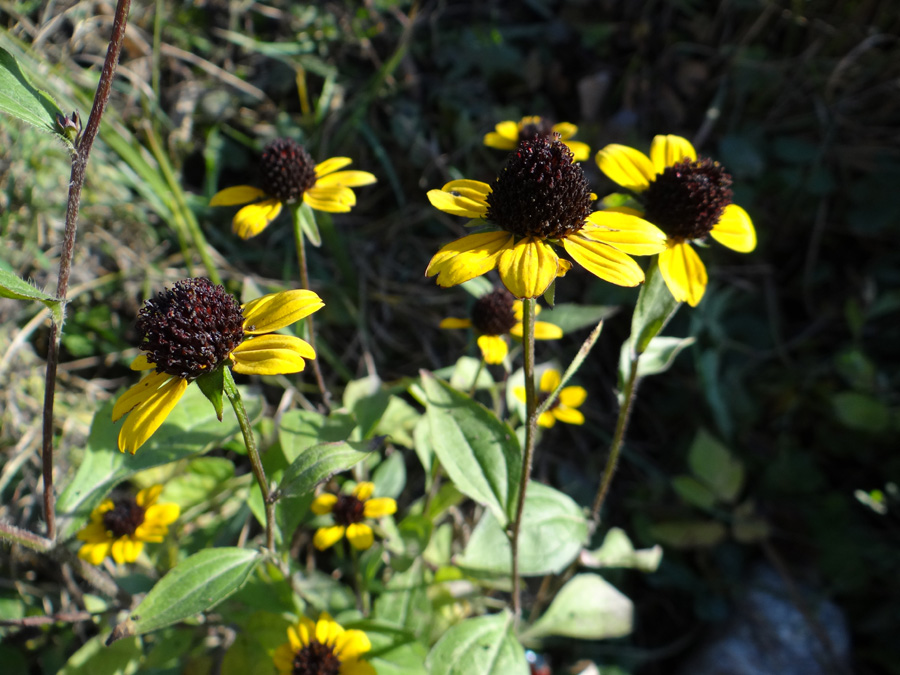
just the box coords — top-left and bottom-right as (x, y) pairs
(711, 204), (756, 253)
(311, 493), (338, 515)
(559, 385), (588, 408)
(242, 289), (324, 334)
(136, 484), (163, 508)
(363, 497), (398, 518)
(540, 369), (562, 393)
(497, 237), (559, 299)
(595, 144), (656, 193)
(553, 407), (585, 425)
(477, 334), (508, 364)
(426, 232), (512, 288)
(231, 335), (315, 375)
(130, 353), (155, 371)
(563, 235), (645, 287)
(313, 525), (346, 550)
(353, 482), (375, 501)
(315, 157), (353, 177)
(346, 523), (374, 550)
(233, 199), (283, 239)
(649, 134), (696, 174)
(117, 376), (189, 454)
(315, 170), (377, 188)
(551, 122), (577, 141)
(304, 185), (355, 213)
(658, 241), (708, 307)
(334, 629), (373, 659)
(583, 211), (668, 255)
(210, 185), (267, 207)
(533, 321), (563, 340)
(439, 317), (473, 330)
(427, 181), (491, 218)
(112, 371), (175, 422)
(562, 140), (591, 162)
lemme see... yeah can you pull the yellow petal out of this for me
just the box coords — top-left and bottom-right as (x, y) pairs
(339, 659), (376, 675)
(537, 411), (556, 428)
(304, 185), (356, 213)
(711, 204), (756, 253)
(315, 157), (353, 177)
(477, 334), (508, 364)
(540, 369), (561, 393)
(294, 617), (316, 649)
(315, 614), (344, 647)
(553, 407), (585, 425)
(315, 170), (377, 188)
(512, 386), (527, 403)
(363, 497), (397, 518)
(583, 211), (668, 255)
(231, 335), (315, 375)
(117, 377), (189, 454)
(144, 502), (180, 526)
(76, 521), (111, 543)
(595, 144), (656, 192)
(427, 187), (489, 218)
(79, 541), (112, 566)
(346, 523), (374, 550)
(272, 643), (296, 674)
(233, 199), (283, 239)
(112, 371), (175, 422)
(210, 185), (267, 207)
(649, 134), (696, 174)
(483, 132), (516, 150)
(242, 289), (324, 334)
(313, 525), (346, 550)
(353, 482), (375, 501)
(559, 385), (587, 408)
(563, 140), (591, 162)
(136, 485), (163, 508)
(533, 321), (563, 340)
(557, 259), (572, 277)
(334, 629), (372, 659)
(562, 236), (645, 287)
(311, 494), (337, 515)
(551, 122), (577, 141)
(111, 538), (142, 564)
(426, 232), (512, 287)
(439, 317), (472, 330)
(658, 241), (707, 307)
(497, 237), (559, 299)
(130, 353), (155, 371)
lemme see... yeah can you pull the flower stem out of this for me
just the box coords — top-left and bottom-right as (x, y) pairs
(291, 206), (332, 411)
(223, 369), (274, 552)
(510, 297), (537, 619)
(40, 0), (132, 541)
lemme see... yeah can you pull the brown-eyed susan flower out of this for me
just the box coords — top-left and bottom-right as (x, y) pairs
(112, 278), (323, 454)
(311, 482), (397, 551)
(210, 138), (377, 239)
(484, 115), (591, 162)
(425, 136), (667, 299)
(273, 613), (375, 675)
(76, 485), (179, 565)
(440, 287), (562, 364)
(515, 369), (587, 428)
(595, 134), (757, 306)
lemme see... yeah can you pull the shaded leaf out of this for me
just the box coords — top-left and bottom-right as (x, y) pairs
(425, 612), (528, 675)
(688, 429), (744, 503)
(0, 47), (62, 135)
(278, 440), (375, 498)
(581, 527), (662, 573)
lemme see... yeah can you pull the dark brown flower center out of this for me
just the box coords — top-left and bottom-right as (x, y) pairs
(517, 118), (555, 143)
(332, 495), (366, 527)
(102, 496), (146, 538)
(642, 158), (733, 242)
(471, 288), (517, 336)
(292, 641), (341, 675)
(537, 391), (560, 412)
(136, 278), (245, 379)
(485, 136), (593, 240)
(260, 138), (318, 203)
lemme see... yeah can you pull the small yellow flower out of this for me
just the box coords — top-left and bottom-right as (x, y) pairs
(76, 485), (179, 565)
(311, 482), (397, 551)
(210, 138), (376, 239)
(595, 134), (757, 306)
(484, 116), (590, 161)
(272, 613), (375, 675)
(515, 369), (587, 428)
(440, 287), (562, 364)
(426, 136), (666, 299)
(112, 278), (323, 454)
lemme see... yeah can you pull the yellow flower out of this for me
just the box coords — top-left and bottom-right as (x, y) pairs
(426, 136), (666, 299)
(210, 138), (376, 239)
(440, 287), (562, 364)
(311, 482), (397, 551)
(272, 613), (375, 675)
(112, 278), (323, 454)
(595, 134), (757, 306)
(76, 485), (179, 565)
(515, 369), (587, 428)
(484, 116), (591, 161)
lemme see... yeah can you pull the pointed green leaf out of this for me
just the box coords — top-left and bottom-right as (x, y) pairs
(296, 202), (322, 247)
(421, 371), (521, 526)
(426, 612), (528, 675)
(196, 367), (226, 421)
(0, 47), (63, 135)
(620, 336), (695, 380)
(58, 633), (141, 675)
(278, 439), (376, 498)
(0, 268), (63, 324)
(688, 429), (744, 503)
(627, 261), (681, 357)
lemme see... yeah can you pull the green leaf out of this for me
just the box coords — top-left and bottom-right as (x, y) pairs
(296, 202), (322, 246)
(649, 520), (727, 549)
(373, 451), (407, 500)
(374, 558), (431, 638)
(109, 548), (261, 641)
(0, 47), (63, 135)
(374, 396), (421, 448)
(581, 527), (663, 573)
(56, 386), (260, 540)
(457, 482), (588, 576)
(368, 632), (428, 675)
(278, 440), (375, 498)
(221, 611), (293, 675)
(671, 475), (718, 510)
(444, 356), (494, 392)
(519, 574), (633, 645)
(196, 367), (226, 421)
(0, 268), (63, 324)
(687, 429), (744, 503)
(620, 336), (695, 380)
(538, 303), (618, 333)
(58, 634), (141, 675)
(831, 391), (890, 433)
(627, 261), (681, 358)
(421, 371), (521, 526)
(279, 409), (357, 462)
(425, 612), (528, 675)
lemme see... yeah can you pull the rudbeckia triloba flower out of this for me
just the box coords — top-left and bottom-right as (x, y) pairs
(210, 137), (377, 239)
(484, 115), (591, 162)
(113, 278), (323, 454)
(596, 134), (757, 306)
(440, 287), (562, 364)
(76, 485), (179, 565)
(310, 482), (397, 551)
(425, 136), (667, 299)
(515, 369), (587, 428)
(273, 613), (375, 675)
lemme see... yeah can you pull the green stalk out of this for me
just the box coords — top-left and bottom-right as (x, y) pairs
(223, 369), (274, 551)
